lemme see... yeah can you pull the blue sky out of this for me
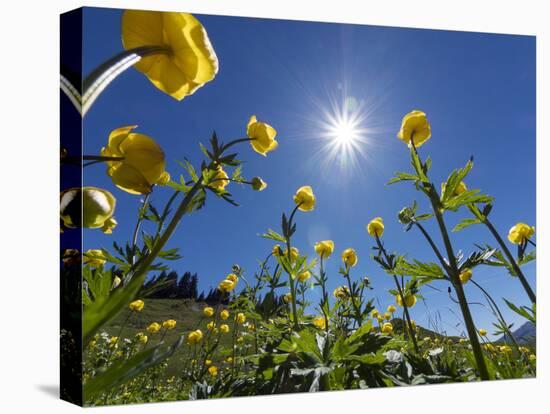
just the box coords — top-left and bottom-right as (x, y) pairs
(81, 7), (536, 338)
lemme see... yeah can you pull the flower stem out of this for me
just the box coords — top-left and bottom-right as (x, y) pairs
(375, 236), (419, 353)
(432, 206), (490, 380)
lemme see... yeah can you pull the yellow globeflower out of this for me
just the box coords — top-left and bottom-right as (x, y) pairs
(209, 166), (230, 191)
(112, 276), (122, 289)
(459, 268), (473, 284)
(283, 247), (299, 263)
(101, 217), (118, 234)
(314, 240), (335, 259)
(366, 217), (385, 238)
(297, 270), (311, 283)
(272, 244), (283, 257)
(203, 306), (214, 317)
(251, 177), (268, 191)
(293, 186), (316, 211)
(129, 299), (145, 312)
(381, 322), (393, 334)
(206, 321), (216, 331)
(236, 313), (246, 324)
(312, 316), (326, 330)
(218, 279), (235, 293)
(283, 292), (292, 303)
(101, 126), (167, 195)
(383, 312), (391, 321)
(387, 305), (396, 313)
(220, 310), (230, 320)
(135, 332), (148, 345)
(83, 249), (106, 268)
(342, 248), (358, 267)
(187, 329), (203, 344)
(478, 328), (487, 337)
(529, 354), (536, 362)
(220, 324), (230, 334)
(162, 319), (177, 330)
(371, 309), (380, 318)
(397, 110), (431, 148)
(147, 322), (161, 334)
(226, 273), (239, 284)
(61, 187), (116, 230)
(247, 115), (278, 156)
(396, 293), (417, 308)
(121, 10), (218, 101)
(333, 285), (350, 300)
(208, 365), (218, 376)
(507, 222), (535, 244)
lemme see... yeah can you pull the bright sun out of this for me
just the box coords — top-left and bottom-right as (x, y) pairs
(315, 94), (372, 174)
(330, 119), (360, 146)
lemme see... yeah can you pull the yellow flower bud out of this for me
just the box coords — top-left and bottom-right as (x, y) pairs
(396, 294), (417, 308)
(397, 110), (431, 148)
(478, 329), (487, 336)
(203, 307), (214, 317)
(333, 286), (350, 300)
(147, 322), (161, 334)
(220, 324), (230, 334)
(135, 332), (148, 344)
(366, 217), (384, 238)
(272, 244), (283, 257)
(293, 186), (316, 211)
(205, 359), (212, 366)
(381, 322), (393, 334)
(387, 305), (396, 313)
(220, 310), (230, 320)
(371, 309), (380, 318)
(507, 222), (535, 245)
(226, 273), (239, 284)
(209, 166), (230, 191)
(297, 270), (311, 283)
(101, 217), (118, 234)
(112, 276), (122, 289)
(208, 365), (218, 376)
(187, 329), (203, 344)
(341, 248), (358, 267)
(529, 354), (536, 362)
(121, 10), (218, 101)
(283, 292), (292, 303)
(156, 171), (171, 186)
(83, 249), (106, 268)
(129, 300), (145, 312)
(283, 247), (299, 263)
(383, 312), (391, 321)
(236, 313), (246, 324)
(162, 319), (177, 330)
(247, 115), (278, 156)
(207, 321), (216, 331)
(314, 240), (335, 259)
(441, 181), (467, 196)
(312, 316), (326, 330)
(218, 279), (235, 293)
(459, 268), (473, 284)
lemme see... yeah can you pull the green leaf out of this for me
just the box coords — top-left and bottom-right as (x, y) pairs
(452, 217), (482, 232)
(261, 229), (286, 243)
(388, 172), (420, 185)
(394, 258), (445, 279)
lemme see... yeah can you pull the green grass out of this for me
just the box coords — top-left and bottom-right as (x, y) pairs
(105, 299), (236, 377)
